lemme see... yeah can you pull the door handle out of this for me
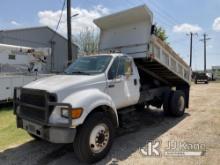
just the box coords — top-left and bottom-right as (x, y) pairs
(134, 79), (137, 86)
(108, 84), (115, 88)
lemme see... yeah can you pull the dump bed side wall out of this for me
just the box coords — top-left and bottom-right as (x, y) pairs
(149, 36), (191, 84)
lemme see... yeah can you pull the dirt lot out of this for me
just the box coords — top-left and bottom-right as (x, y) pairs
(0, 83), (220, 165)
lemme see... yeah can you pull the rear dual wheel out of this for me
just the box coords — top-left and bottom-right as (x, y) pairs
(163, 90), (186, 117)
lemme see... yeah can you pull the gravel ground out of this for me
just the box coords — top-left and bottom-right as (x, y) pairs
(0, 83), (220, 165)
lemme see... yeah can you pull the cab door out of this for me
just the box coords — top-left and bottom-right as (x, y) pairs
(106, 56), (140, 109)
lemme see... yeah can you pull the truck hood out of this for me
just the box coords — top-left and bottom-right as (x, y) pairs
(24, 74), (106, 93)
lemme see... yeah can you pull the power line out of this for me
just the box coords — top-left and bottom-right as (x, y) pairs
(151, 8), (177, 28)
(137, 0), (178, 24)
(137, 0), (181, 29)
(55, 0), (66, 31)
(123, 0), (177, 27)
(153, 12), (175, 27)
(84, 0), (176, 30)
(50, 0), (66, 41)
(147, 0), (180, 25)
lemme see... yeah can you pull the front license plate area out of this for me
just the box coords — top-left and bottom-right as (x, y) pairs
(23, 120), (44, 138)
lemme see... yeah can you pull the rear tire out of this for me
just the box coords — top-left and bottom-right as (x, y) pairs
(163, 91), (171, 115)
(170, 91), (186, 117)
(73, 112), (116, 163)
(136, 103), (148, 111)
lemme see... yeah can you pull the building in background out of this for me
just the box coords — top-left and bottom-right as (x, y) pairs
(212, 66), (220, 80)
(0, 26), (78, 73)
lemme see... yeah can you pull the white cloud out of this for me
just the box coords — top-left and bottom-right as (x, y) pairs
(213, 17), (220, 31)
(38, 5), (110, 35)
(173, 23), (202, 33)
(11, 20), (21, 26)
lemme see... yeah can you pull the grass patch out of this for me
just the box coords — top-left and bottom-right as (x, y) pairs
(0, 107), (31, 151)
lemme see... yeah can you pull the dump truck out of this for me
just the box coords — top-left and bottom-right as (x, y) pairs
(14, 5), (191, 163)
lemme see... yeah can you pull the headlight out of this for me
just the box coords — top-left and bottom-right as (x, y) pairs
(61, 107), (69, 118)
(61, 107), (83, 119)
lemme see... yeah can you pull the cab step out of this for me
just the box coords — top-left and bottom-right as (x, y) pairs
(117, 106), (141, 135)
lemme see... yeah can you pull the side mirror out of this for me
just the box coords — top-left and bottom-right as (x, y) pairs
(124, 59), (133, 77)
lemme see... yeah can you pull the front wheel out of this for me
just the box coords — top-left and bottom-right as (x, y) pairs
(73, 112), (116, 163)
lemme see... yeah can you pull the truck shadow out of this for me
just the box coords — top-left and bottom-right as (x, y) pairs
(0, 109), (189, 165)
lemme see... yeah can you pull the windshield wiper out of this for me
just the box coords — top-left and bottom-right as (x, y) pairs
(71, 71), (91, 75)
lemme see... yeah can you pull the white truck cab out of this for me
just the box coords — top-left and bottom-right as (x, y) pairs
(14, 53), (143, 162)
(14, 5), (190, 163)
(21, 54), (140, 127)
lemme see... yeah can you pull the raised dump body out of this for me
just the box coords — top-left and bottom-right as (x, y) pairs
(94, 5), (191, 86)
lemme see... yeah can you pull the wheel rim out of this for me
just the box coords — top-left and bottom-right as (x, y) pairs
(89, 123), (110, 153)
(178, 96), (185, 111)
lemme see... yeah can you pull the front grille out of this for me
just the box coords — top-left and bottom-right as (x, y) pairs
(20, 106), (46, 122)
(17, 88), (57, 124)
(20, 91), (46, 107)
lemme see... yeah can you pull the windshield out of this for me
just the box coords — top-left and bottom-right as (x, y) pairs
(64, 55), (112, 75)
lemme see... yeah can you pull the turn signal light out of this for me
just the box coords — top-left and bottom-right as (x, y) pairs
(71, 108), (83, 119)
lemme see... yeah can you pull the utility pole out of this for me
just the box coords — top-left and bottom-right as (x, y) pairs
(67, 0), (72, 66)
(200, 34), (211, 73)
(187, 32), (197, 68)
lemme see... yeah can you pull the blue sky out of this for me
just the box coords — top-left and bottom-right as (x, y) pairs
(1, 0), (220, 70)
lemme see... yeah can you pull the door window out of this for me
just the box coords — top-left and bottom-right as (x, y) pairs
(108, 56), (133, 80)
(108, 57), (119, 80)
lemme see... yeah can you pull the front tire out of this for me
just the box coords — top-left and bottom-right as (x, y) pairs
(73, 112), (116, 163)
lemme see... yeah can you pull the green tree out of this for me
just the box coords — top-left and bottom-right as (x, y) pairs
(154, 26), (168, 43)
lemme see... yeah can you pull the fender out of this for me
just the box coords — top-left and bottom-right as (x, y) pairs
(61, 88), (118, 127)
